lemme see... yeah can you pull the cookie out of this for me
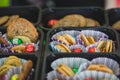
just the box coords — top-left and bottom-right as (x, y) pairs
(5, 56), (20, 62)
(96, 40), (104, 49)
(55, 44), (71, 52)
(19, 60), (33, 80)
(86, 18), (96, 26)
(4, 59), (22, 66)
(4, 15), (19, 27)
(112, 20), (120, 30)
(0, 65), (13, 76)
(56, 64), (74, 76)
(105, 40), (113, 52)
(87, 64), (113, 74)
(11, 45), (26, 53)
(56, 35), (70, 45)
(87, 36), (95, 44)
(62, 34), (76, 45)
(53, 14), (86, 28)
(7, 18), (38, 42)
(81, 34), (90, 46)
(0, 16), (9, 26)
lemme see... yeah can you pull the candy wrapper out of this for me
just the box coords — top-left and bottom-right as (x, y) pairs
(78, 57), (120, 75)
(77, 30), (108, 46)
(51, 30), (80, 45)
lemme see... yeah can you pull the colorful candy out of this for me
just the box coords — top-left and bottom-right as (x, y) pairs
(10, 74), (19, 80)
(73, 48), (82, 53)
(25, 44), (34, 53)
(88, 47), (95, 52)
(72, 68), (78, 74)
(48, 19), (58, 27)
(10, 38), (23, 45)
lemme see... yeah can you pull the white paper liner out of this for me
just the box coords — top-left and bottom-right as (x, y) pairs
(51, 57), (89, 70)
(51, 30), (80, 45)
(78, 57), (120, 75)
(76, 30), (108, 46)
(74, 71), (119, 80)
(69, 44), (87, 52)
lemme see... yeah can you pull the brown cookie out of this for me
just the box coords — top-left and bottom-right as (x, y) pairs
(4, 15), (19, 27)
(0, 16), (9, 26)
(7, 18), (38, 42)
(112, 20), (120, 30)
(53, 14), (86, 28)
(86, 18), (96, 26)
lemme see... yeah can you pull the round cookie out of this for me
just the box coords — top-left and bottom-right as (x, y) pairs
(0, 16), (9, 25)
(53, 14), (86, 28)
(7, 18), (38, 42)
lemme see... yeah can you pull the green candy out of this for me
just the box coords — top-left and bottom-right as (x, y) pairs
(10, 74), (19, 80)
(72, 68), (78, 74)
(10, 38), (23, 45)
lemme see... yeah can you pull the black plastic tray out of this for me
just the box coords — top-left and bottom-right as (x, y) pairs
(0, 54), (39, 80)
(0, 6), (40, 25)
(107, 8), (120, 33)
(0, 27), (44, 58)
(45, 27), (120, 55)
(41, 53), (120, 80)
(40, 7), (107, 31)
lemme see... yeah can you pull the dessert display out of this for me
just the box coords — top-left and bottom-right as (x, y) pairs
(0, 17), (39, 53)
(47, 57), (120, 80)
(49, 30), (115, 53)
(0, 56), (34, 80)
(47, 14), (100, 28)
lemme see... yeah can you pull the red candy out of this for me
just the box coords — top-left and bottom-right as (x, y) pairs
(88, 47), (95, 52)
(25, 44), (34, 53)
(85, 78), (92, 80)
(48, 19), (58, 27)
(73, 48), (82, 53)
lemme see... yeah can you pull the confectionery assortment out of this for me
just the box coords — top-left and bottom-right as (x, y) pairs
(47, 57), (120, 80)
(0, 16), (39, 53)
(0, 56), (34, 80)
(47, 14), (100, 28)
(50, 30), (115, 53)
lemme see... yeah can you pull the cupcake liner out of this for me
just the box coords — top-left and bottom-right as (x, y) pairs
(1, 34), (39, 53)
(78, 57), (120, 75)
(49, 41), (70, 53)
(69, 44), (87, 52)
(51, 57), (89, 70)
(47, 70), (74, 80)
(51, 30), (80, 45)
(76, 30), (108, 46)
(5, 66), (22, 80)
(74, 71), (119, 80)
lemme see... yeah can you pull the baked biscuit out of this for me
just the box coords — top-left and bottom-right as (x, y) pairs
(62, 34), (76, 45)
(87, 36), (95, 44)
(0, 16), (9, 26)
(7, 18), (38, 42)
(86, 18), (96, 26)
(55, 44), (71, 52)
(53, 14), (86, 28)
(87, 64), (113, 74)
(81, 34), (91, 46)
(4, 15), (19, 27)
(56, 64), (74, 76)
(11, 45), (26, 53)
